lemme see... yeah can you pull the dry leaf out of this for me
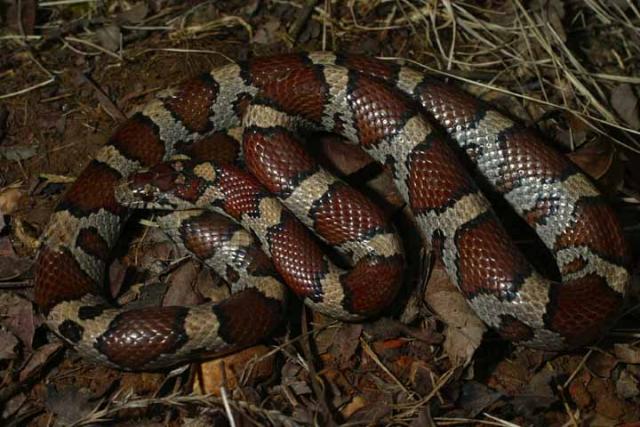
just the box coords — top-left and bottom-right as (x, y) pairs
(194, 268), (228, 302)
(0, 236), (15, 257)
(458, 381), (502, 418)
(116, 2), (148, 24)
(108, 257), (129, 298)
(511, 368), (558, 416)
(193, 345), (275, 396)
(320, 136), (373, 176)
(11, 217), (40, 252)
(240, 0), (260, 16)
(595, 392), (626, 420)
(570, 139), (624, 194)
(163, 261), (203, 306)
(341, 395), (367, 418)
(554, 112), (588, 148)
(488, 357), (530, 395)
(0, 144), (38, 161)
(568, 371), (592, 408)
(409, 360), (434, 395)
(611, 84), (640, 130)
(254, 17), (280, 45)
(614, 343), (640, 365)
(95, 25), (121, 52)
(19, 342), (64, 382)
(120, 371), (165, 395)
(0, 255), (31, 280)
(1, 392), (27, 420)
(37, 173), (76, 184)
(366, 172), (404, 210)
(45, 385), (95, 425)
(0, 293), (35, 351)
(616, 368), (640, 399)
(587, 351), (619, 377)
(542, 0), (566, 42)
(0, 186), (24, 215)
(424, 264), (486, 366)
(567, 140), (614, 180)
(329, 324), (363, 368)
(0, 327), (19, 360)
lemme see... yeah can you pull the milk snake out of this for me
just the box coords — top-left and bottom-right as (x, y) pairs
(34, 52), (631, 370)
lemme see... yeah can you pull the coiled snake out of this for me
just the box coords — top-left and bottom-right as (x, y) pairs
(34, 52), (631, 370)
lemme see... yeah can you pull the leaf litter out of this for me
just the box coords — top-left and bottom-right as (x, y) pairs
(0, 0), (639, 425)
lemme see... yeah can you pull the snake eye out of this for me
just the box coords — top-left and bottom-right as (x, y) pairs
(140, 184), (156, 202)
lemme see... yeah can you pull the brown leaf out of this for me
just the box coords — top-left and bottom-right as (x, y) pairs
(254, 17), (280, 45)
(0, 236), (16, 257)
(512, 368), (558, 413)
(341, 395), (367, 419)
(595, 393), (626, 420)
(280, 357), (311, 395)
(364, 317), (441, 344)
(543, 0), (566, 42)
(341, 389), (393, 423)
(1, 392), (27, 420)
(0, 327), (19, 360)
(240, 0), (260, 16)
(163, 261), (203, 306)
(329, 323), (363, 368)
(587, 351), (618, 377)
(120, 371), (165, 395)
(0, 293), (35, 350)
(136, 228), (177, 275)
(45, 385), (95, 425)
(567, 140), (614, 180)
(116, 2), (149, 24)
(554, 112), (588, 148)
(568, 371), (592, 408)
(487, 357), (530, 395)
(366, 172), (405, 211)
(611, 84), (640, 130)
(567, 138), (625, 195)
(194, 268), (228, 302)
(424, 264), (486, 366)
(409, 360), (435, 395)
(616, 368), (640, 399)
(18, 342), (64, 382)
(0, 143), (38, 161)
(0, 186), (25, 216)
(458, 381), (502, 418)
(95, 25), (122, 52)
(614, 343), (640, 365)
(320, 136), (374, 176)
(108, 257), (129, 298)
(0, 255), (31, 281)
(193, 345), (275, 396)
(11, 217), (40, 252)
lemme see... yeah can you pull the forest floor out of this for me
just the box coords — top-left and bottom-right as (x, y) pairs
(1, 1), (639, 426)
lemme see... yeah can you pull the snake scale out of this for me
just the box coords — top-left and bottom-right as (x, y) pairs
(34, 52), (631, 370)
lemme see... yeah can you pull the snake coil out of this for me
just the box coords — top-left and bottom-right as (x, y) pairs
(35, 52), (630, 370)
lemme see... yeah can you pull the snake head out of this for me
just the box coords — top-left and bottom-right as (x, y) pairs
(115, 161), (208, 210)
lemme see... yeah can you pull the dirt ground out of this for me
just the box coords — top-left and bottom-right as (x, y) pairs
(1, 1), (639, 426)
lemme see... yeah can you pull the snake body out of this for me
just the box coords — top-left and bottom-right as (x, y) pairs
(35, 52), (631, 370)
